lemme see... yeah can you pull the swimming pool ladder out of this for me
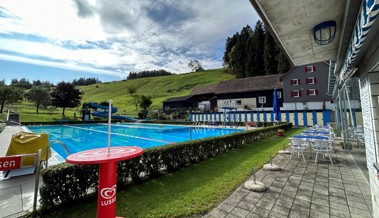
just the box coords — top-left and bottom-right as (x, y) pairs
(51, 140), (71, 155)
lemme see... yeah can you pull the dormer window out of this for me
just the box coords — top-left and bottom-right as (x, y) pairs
(305, 65), (316, 73)
(290, 79), (300, 85)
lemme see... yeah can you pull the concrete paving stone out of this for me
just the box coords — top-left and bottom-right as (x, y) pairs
(225, 195), (243, 205)
(237, 200), (255, 212)
(329, 177), (343, 183)
(314, 182), (329, 190)
(255, 200), (274, 211)
(267, 211), (287, 218)
(316, 177), (329, 183)
(274, 199), (293, 210)
(298, 185), (313, 193)
(329, 181), (344, 189)
(311, 196), (329, 207)
(250, 206), (270, 218)
(344, 187), (361, 195)
(291, 203), (311, 217)
(261, 192), (280, 202)
(297, 189), (313, 198)
(235, 188), (251, 196)
(218, 202), (236, 213)
(210, 208), (228, 218)
(283, 184), (298, 192)
(270, 181), (285, 189)
(293, 196), (311, 208)
(347, 200), (370, 211)
(329, 195), (348, 205)
(349, 207), (372, 218)
(225, 213), (241, 218)
(346, 194), (366, 204)
(310, 209), (330, 218)
(281, 189), (297, 199)
(246, 212), (265, 218)
(230, 207), (250, 218)
(268, 186), (282, 194)
(270, 205), (291, 216)
(329, 207), (351, 217)
(277, 194), (295, 203)
(329, 190), (346, 199)
(311, 202), (329, 214)
(247, 191), (264, 200)
(312, 191), (329, 201)
(288, 210), (304, 218)
(243, 196), (260, 205)
(313, 187), (329, 195)
(329, 201), (349, 211)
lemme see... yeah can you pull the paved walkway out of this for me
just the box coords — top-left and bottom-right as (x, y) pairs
(204, 149), (373, 218)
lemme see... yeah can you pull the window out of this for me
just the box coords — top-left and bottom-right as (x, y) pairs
(306, 77), (316, 84)
(277, 91), (282, 99)
(236, 100), (242, 105)
(305, 65), (315, 73)
(290, 79), (300, 85)
(307, 89), (318, 96)
(258, 96), (266, 104)
(291, 90), (301, 97)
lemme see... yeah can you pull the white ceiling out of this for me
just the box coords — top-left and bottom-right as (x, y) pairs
(250, 0), (346, 66)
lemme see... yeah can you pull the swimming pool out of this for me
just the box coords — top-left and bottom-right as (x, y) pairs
(27, 123), (243, 159)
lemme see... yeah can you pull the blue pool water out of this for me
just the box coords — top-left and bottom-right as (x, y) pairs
(28, 123), (243, 159)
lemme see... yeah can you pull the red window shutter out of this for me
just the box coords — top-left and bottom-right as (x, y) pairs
(314, 77), (317, 83)
(291, 91), (294, 97)
(316, 89), (319, 95)
(306, 78), (309, 84)
(290, 80), (293, 85)
(307, 90), (310, 95)
(299, 91), (302, 97)
(298, 80), (301, 85)
(313, 66), (316, 72)
(305, 67), (308, 72)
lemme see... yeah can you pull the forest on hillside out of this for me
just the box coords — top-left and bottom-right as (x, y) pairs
(223, 21), (291, 78)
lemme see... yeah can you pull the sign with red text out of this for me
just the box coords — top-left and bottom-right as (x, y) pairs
(0, 156), (22, 171)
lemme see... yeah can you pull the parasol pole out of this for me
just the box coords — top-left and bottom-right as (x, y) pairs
(108, 100), (113, 153)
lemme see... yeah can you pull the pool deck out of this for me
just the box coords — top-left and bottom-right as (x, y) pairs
(0, 125), (374, 218)
(204, 148), (373, 218)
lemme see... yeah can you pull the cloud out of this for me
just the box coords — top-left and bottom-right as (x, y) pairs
(73, 0), (95, 18)
(0, 0), (259, 78)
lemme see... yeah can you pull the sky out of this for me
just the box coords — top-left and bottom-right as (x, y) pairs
(0, 0), (259, 84)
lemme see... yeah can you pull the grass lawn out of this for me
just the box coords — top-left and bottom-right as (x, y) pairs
(46, 127), (303, 218)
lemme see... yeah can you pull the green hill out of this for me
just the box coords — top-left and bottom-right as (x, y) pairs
(80, 68), (235, 115)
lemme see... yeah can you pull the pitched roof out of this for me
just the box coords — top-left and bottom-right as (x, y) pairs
(189, 84), (218, 95)
(215, 74), (283, 94)
(163, 95), (193, 103)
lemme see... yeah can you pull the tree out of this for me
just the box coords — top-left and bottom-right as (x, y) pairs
(126, 86), (137, 96)
(188, 60), (204, 72)
(50, 81), (82, 116)
(263, 27), (278, 75)
(139, 95), (152, 110)
(10, 78), (33, 89)
(0, 84), (23, 113)
(251, 21), (265, 76)
(130, 95), (141, 111)
(24, 86), (50, 113)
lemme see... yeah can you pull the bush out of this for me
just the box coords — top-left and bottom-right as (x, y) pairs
(38, 123), (292, 212)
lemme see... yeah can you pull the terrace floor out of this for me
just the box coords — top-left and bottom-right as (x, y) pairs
(204, 148), (373, 218)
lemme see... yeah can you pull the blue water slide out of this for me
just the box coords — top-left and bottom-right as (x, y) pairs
(89, 102), (137, 121)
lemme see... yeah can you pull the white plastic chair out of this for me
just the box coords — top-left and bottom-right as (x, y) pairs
(313, 140), (333, 164)
(290, 138), (309, 161)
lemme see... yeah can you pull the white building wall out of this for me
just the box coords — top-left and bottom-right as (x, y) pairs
(360, 73), (379, 217)
(217, 98), (257, 111)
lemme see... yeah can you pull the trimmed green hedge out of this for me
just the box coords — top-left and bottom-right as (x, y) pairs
(39, 123), (292, 211)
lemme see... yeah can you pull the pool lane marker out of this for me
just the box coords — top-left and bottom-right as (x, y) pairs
(65, 125), (175, 144)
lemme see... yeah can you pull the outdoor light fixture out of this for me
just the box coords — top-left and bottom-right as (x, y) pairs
(313, 20), (337, 45)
